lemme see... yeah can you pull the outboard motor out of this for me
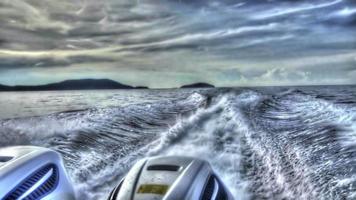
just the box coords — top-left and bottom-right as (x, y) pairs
(108, 156), (234, 200)
(0, 146), (75, 200)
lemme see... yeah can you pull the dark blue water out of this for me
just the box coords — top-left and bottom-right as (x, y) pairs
(1, 86), (356, 200)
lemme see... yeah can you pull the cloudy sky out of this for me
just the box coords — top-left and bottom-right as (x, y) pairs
(0, 0), (355, 88)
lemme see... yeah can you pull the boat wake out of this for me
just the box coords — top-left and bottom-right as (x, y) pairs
(1, 87), (356, 200)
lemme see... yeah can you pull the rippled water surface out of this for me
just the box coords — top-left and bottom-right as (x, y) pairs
(1, 86), (356, 200)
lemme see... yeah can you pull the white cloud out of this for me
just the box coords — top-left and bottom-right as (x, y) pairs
(251, 0), (343, 20)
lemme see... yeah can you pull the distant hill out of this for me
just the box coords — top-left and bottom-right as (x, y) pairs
(0, 79), (217, 91)
(181, 82), (215, 88)
(0, 84), (10, 91)
(0, 79), (148, 91)
(135, 86), (149, 89)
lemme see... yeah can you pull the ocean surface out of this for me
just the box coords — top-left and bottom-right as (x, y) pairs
(1, 86), (356, 200)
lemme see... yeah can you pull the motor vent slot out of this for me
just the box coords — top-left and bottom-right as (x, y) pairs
(3, 163), (59, 200)
(0, 156), (13, 162)
(147, 164), (180, 171)
(201, 176), (215, 200)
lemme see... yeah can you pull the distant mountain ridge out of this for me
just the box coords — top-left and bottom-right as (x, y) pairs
(0, 79), (215, 91)
(0, 79), (146, 91)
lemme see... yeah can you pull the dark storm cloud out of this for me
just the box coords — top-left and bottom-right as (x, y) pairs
(0, 0), (355, 86)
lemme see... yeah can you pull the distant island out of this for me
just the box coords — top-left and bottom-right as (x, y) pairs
(0, 79), (146, 91)
(0, 79), (215, 91)
(180, 82), (215, 88)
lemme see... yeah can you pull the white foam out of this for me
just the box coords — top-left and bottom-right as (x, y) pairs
(145, 92), (263, 199)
